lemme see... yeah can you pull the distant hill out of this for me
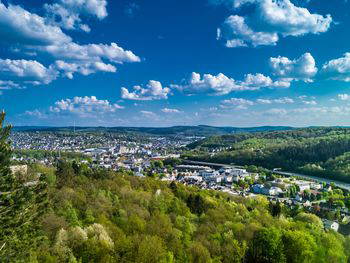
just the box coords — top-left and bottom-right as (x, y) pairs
(12, 125), (294, 136)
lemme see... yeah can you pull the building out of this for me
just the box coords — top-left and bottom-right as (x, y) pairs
(295, 180), (311, 192)
(323, 219), (339, 232)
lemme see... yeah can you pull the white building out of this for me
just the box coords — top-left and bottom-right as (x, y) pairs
(295, 180), (311, 192)
(323, 219), (339, 232)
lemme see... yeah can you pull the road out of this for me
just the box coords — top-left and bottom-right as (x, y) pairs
(182, 159), (350, 191)
(274, 171), (350, 191)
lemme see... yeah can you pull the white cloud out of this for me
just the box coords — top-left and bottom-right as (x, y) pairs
(220, 98), (254, 109)
(44, 0), (107, 32)
(49, 96), (124, 116)
(121, 80), (170, 100)
(256, 99), (272, 104)
(24, 109), (47, 119)
(44, 42), (139, 79)
(269, 53), (317, 82)
(140, 110), (158, 118)
(161, 108), (182, 113)
(173, 72), (248, 95)
(44, 42), (140, 64)
(338, 94), (350, 101)
(0, 59), (58, 84)
(257, 97), (294, 104)
(265, 108), (288, 115)
(0, 2), (140, 90)
(302, 100), (317, 105)
(0, 80), (21, 90)
(0, 2), (71, 46)
(219, 15), (278, 47)
(322, 53), (350, 82)
(217, 0), (332, 47)
(173, 71), (291, 96)
(241, 73), (290, 89)
(55, 60), (116, 79)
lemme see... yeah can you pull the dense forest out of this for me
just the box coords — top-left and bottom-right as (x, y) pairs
(186, 128), (350, 183)
(1, 114), (350, 262)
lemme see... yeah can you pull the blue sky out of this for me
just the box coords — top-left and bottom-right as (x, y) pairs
(2, 0), (350, 127)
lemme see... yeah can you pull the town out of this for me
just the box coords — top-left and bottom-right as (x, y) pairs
(10, 130), (350, 235)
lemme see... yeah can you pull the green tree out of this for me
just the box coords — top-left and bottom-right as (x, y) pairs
(247, 227), (286, 263)
(0, 112), (48, 261)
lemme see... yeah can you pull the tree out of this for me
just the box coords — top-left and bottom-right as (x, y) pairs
(0, 112), (48, 260)
(247, 227), (286, 263)
(282, 230), (316, 263)
(55, 160), (75, 187)
(187, 194), (207, 215)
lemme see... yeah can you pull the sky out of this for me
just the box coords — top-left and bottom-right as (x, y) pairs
(2, 0), (350, 127)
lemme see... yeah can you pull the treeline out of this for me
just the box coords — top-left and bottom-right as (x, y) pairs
(13, 149), (87, 161)
(186, 128), (350, 183)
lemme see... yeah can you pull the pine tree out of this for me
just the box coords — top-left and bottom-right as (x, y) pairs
(0, 112), (48, 261)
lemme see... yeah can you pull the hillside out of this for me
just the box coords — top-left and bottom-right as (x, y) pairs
(5, 163), (350, 262)
(186, 127), (350, 183)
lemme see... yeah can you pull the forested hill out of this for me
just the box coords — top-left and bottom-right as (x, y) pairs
(185, 127), (350, 183)
(12, 125), (294, 136)
(7, 163), (350, 262)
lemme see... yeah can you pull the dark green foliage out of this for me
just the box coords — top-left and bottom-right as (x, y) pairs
(0, 112), (48, 261)
(186, 194), (207, 215)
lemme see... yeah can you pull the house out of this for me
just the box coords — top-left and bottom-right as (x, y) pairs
(251, 184), (264, 194)
(323, 219), (339, 232)
(294, 194), (303, 202)
(295, 180), (310, 192)
(310, 183), (322, 190)
(262, 186), (283, 196)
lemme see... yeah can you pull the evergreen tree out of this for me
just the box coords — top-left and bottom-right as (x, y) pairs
(0, 112), (48, 261)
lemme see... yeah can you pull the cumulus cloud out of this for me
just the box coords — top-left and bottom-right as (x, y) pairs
(322, 53), (350, 82)
(269, 53), (317, 82)
(44, 0), (108, 32)
(121, 80), (170, 100)
(49, 96), (124, 116)
(0, 2), (71, 46)
(161, 108), (182, 113)
(216, 0), (332, 47)
(172, 72), (241, 95)
(54, 60), (116, 79)
(44, 42), (140, 64)
(173, 72), (291, 96)
(0, 59), (58, 84)
(218, 15), (279, 47)
(0, 2), (140, 91)
(40, 42), (140, 79)
(241, 73), (290, 89)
